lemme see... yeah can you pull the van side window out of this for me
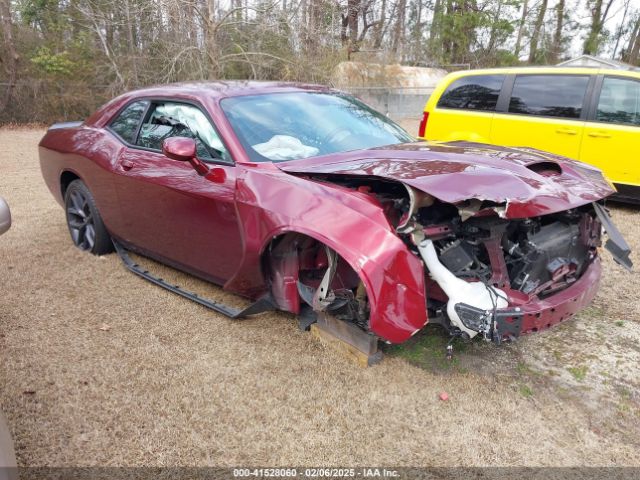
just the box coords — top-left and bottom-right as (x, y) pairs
(596, 77), (640, 127)
(437, 75), (504, 111)
(508, 75), (589, 119)
(109, 100), (149, 143)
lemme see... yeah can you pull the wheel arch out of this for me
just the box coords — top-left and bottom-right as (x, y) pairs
(258, 227), (372, 316)
(256, 225), (429, 344)
(60, 169), (82, 199)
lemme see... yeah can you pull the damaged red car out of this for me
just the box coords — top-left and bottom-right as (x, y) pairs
(39, 82), (632, 352)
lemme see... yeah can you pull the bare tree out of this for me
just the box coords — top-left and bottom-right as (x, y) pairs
(612, 0), (631, 59)
(373, 0), (388, 48)
(514, 0), (528, 57)
(391, 0), (407, 54)
(0, 0), (18, 112)
(583, 0), (615, 55)
(0, 0), (626, 124)
(487, 0), (504, 54)
(550, 0), (565, 63)
(528, 0), (548, 63)
(624, 15), (640, 64)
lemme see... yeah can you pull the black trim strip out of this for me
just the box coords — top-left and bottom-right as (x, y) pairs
(134, 100), (152, 144)
(581, 75), (598, 121)
(113, 240), (276, 319)
(496, 74), (515, 113)
(585, 74), (604, 121)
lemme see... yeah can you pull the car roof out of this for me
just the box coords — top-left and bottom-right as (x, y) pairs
(124, 81), (336, 99)
(85, 81), (339, 127)
(442, 66), (640, 80)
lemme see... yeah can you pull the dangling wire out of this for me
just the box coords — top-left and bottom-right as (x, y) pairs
(482, 280), (509, 339)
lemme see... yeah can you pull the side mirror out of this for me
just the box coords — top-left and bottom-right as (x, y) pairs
(0, 197), (11, 236)
(162, 137), (197, 162)
(162, 137), (209, 176)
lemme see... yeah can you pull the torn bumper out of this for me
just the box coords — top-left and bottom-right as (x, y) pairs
(593, 202), (633, 271)
(455, 257), (602, 344)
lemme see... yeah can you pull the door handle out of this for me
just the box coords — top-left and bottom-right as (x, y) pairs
(121, 159), (134, 171)
(588, 131), (612, 138)
(555, 128), (578, 135)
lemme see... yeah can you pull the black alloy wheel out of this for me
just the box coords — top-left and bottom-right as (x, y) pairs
(64, 180), (113, 255)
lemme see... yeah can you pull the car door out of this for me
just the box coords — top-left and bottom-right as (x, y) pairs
(111, 100), (243, 283)
(424, 73), (504, 142)
(490, 74), (591, 160)
(581, 74), (640, 190)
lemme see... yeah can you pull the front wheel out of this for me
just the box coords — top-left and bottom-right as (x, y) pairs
(64, 179), (113, 255)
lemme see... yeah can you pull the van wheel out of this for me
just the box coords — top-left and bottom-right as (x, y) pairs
(64, 180), (113, 255)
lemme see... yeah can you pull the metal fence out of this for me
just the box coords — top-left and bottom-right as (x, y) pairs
(0, 81), (433, 125)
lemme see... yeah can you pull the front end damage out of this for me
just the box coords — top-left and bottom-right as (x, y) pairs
(283, 176), (632, 345)
(278, 144), (633, 345)
(398, 193), (623, 343)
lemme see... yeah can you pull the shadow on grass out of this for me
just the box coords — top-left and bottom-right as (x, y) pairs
(382, 324), (509, 375)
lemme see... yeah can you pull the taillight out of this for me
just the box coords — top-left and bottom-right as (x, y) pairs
(418, 111), (429, 138)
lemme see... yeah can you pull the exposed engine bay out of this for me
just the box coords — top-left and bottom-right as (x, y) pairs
(406, 201), (601, 340)
(290, 175), (632, 344)
(418, 205), (599, 295)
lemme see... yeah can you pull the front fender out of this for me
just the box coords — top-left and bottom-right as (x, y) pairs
(226, 167), (427, 343)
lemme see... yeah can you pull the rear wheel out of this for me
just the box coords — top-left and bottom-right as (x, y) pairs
(64, 180), (112, 255)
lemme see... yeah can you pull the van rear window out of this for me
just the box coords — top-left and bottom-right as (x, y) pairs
(437, 75), (504, 112)
(508, 75), (590, 119)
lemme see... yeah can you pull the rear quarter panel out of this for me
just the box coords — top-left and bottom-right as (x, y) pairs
(39, 127), (124, 236)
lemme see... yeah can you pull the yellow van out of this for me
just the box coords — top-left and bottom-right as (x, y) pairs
(419, 67), (640, 201)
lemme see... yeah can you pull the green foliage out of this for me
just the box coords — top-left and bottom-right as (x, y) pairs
(493, 49), (521, 66)
(386, 326), (471, 373)
(30, 47), (75, 76)
(18, 0), (69, 35)
(567, 365), (588, 381)
(519, 384), (534, 398)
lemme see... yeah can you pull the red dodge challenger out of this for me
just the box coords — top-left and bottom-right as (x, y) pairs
(39, 82), (632, 349)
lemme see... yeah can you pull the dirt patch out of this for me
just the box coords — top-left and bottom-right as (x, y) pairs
(0, 128), (639, 467)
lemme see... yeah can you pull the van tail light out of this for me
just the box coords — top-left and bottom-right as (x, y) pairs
(418, 111), (429, 138)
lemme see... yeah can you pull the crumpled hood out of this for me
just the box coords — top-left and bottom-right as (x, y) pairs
(278, 141), (615, 218)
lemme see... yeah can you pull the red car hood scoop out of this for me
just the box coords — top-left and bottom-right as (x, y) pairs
(277, 142), (615, 218)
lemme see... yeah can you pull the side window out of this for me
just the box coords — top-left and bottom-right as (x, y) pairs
(137, 103), (228, 161)
(596, 77), (640, 126)
(109, 100), (148, 143)
(437, 75), (505, 111)
(508, 75), (590, 119)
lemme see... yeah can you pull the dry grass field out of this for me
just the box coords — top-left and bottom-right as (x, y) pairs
(0, 127), (639, 467)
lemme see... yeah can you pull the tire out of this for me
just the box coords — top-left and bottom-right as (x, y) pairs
(64, 179), (113, 255)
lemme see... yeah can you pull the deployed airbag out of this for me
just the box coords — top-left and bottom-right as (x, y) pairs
(253, 135), (319, 161)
